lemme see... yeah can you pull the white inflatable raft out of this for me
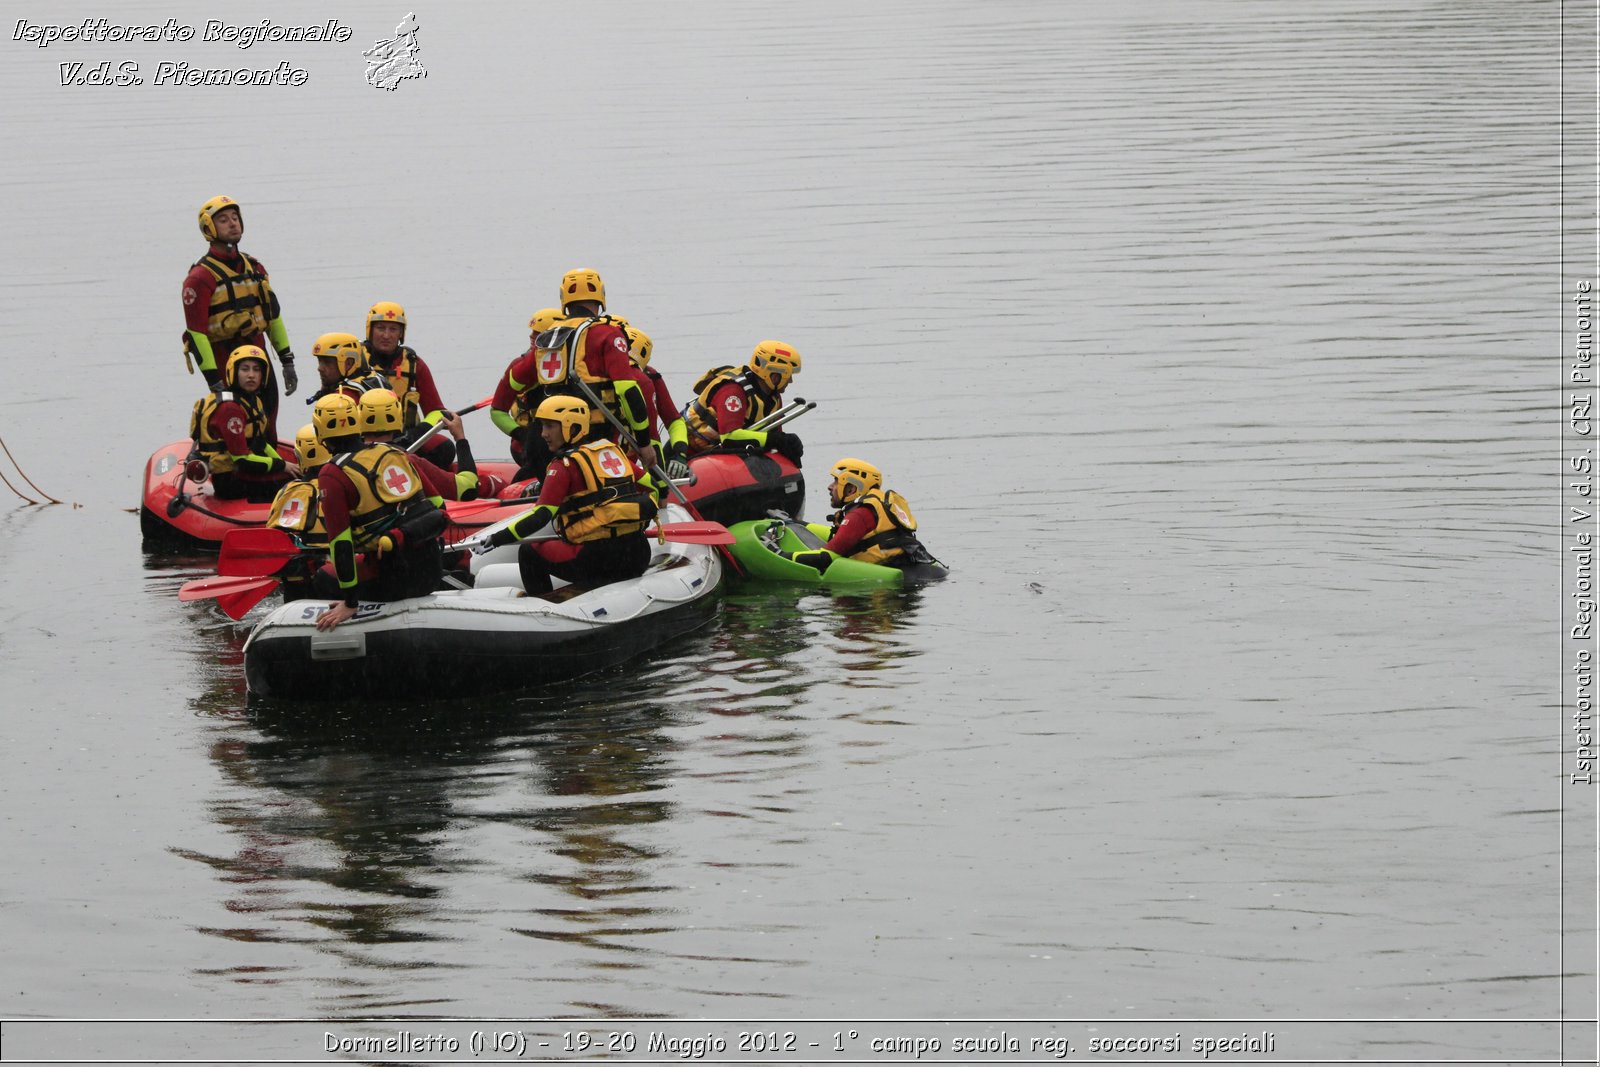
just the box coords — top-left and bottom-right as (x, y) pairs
(243, 506), (723, 699)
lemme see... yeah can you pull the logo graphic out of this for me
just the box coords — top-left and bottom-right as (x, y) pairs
(381, 462), (415, 497)
(724, 394), (743, 414)
(363, 13), (425, 91)
(182, 286), (197, 306)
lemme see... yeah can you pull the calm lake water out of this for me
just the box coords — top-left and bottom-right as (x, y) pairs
(0, 1), (1592, 1063)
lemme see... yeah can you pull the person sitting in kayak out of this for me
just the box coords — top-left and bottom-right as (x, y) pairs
(490, 307), (566, 475)
(475, 396), (658, 597)
(189, 346), (300, 502)
(307, 332), (388, 406)
(311, 389), (448, 631)
(265, 421), (331, 602)
(681, 340), (804, 465)
(361, 300), (457, 470)
(784, 458), (940, 573)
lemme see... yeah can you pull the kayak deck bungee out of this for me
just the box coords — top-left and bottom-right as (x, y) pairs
(728, 515), (949, 588)
(242, 505), (723, 699)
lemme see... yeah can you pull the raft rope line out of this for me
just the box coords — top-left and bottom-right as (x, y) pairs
(0, 430), (63, 505)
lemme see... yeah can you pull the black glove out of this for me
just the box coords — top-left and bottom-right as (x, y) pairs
(487, 527), (517, 549)
(769, 428), (804, 465)
(279, 353), (298, 396)
(791, 549), (831, 573)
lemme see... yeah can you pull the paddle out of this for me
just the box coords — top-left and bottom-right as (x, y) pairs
(224, 517), (732, 576)
(216, 582), (279, 620)
(567, 374), (694, 510)
(179, 573), (279, 602)
(644, 521), (734, 545)
(455, 518), (734, 552)
(749, 397), (816, 432)
(218, 527), (301, 577)
(405, 396), (493, 454)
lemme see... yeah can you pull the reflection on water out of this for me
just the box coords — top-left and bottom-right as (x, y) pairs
(153, 567), (935, 1015)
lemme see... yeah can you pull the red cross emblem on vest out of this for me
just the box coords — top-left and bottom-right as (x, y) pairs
(539, 350), (564, 380)
(598, 448), (625, 477)
(384, 465), (412, 495)
(277, 497), (304, 527)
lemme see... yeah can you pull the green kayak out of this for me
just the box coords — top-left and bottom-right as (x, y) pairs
(728, 516), (947, 588)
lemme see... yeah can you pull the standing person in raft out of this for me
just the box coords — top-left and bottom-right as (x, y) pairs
(311, 389), (448, 631)
(189, 346), (300, 502)
(680, 340), (804, 464)
(361, 300), (458, 469)
(542, 268), (658, 470)
(182, 196), (297, 438)
(473, 397), (657, 596)
(784, 458), (942, 573)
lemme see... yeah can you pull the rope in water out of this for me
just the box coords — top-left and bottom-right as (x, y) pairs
(0, 431), (62, 505)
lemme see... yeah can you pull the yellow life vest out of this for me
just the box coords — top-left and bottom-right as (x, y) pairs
(682, 367), (780, 452)
(332, 443), (427, 549)
(534, 317), (624, 429)
(266, 478), (326, 545)
(367, 343), (425, 428)
(555, 439), (658, 543)
(195, 251), (274, 346)
(833, 488), (919, 566)
(190, 393), (269, 475)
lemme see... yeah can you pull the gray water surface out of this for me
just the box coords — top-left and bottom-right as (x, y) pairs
(0, 2), (1590, 1063)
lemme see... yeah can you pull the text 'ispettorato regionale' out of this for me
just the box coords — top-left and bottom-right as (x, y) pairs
(15, 18), (353, 87)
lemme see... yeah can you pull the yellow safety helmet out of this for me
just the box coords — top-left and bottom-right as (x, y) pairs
(534, 395), (591, 445)
(559, 268), (606, 311)
(311, 332), (369, 378)
(528, 307), (565, 336)
(747, 340), (801, 392)
(294, 424), (329, 468)
(311, 393), (360, 443)
(198, 195), (240, 241)
(358, 388), (405, 435)
(624, 324), (653, 369)
(224, 345), (270, 388)
(365, 301), (407, 341)
(830, 457), (882, 504)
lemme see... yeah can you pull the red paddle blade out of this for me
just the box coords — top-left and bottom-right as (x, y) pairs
(218, 527), (301, 577)
(651, 521), (735, 545)
(179, 574), (280, 603)
(216, 580), (278, 619)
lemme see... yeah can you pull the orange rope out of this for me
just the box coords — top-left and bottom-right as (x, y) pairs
(0, 464), (38, 504)
(0, 431), (61, 505)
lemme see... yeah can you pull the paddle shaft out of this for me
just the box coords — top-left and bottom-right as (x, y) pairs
(567, 373), (693, 508)
(405, 396), (493, 454)
(749, 397), (813, 432)
(752, 400), (815, 433)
